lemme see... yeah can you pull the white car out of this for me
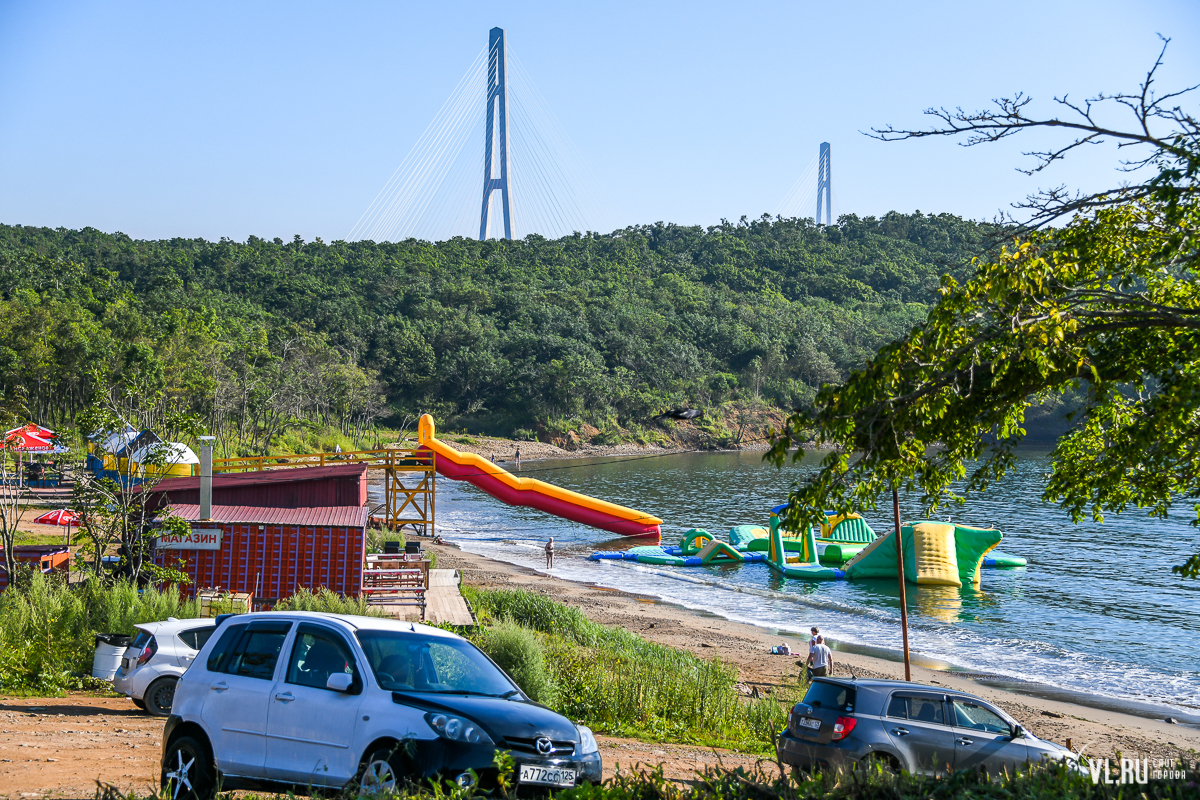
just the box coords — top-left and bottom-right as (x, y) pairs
(160, 611), (602, 799)
(114, 618), (218, 716)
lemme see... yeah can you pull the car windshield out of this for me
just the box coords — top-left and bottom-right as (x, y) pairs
(356, 630), (518, 696)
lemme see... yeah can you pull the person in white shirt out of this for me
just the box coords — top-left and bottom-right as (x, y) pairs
(807, 638), (833, 677)
(808, 627), (824, 650)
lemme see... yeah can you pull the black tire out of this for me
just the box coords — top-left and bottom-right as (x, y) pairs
(131, 698), (146, 710)
(356, 744), (411, 796)
(161, 735), (216, 800)
(144, 677), (177, 716)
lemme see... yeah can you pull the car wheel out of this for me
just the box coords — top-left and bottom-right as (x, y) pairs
(858, 752), (900, 773)
(144, 677), (178, 716)
(356, 745), (411, 796)
(161, 735), (215, 800)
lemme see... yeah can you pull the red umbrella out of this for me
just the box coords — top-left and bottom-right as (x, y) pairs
(5, 424), (67, 453)
(33, 509), (80, 527)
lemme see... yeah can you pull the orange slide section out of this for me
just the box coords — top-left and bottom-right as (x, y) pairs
(417, 415), (662, 538)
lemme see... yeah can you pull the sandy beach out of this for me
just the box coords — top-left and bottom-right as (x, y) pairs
(427, 540), (1200, 765)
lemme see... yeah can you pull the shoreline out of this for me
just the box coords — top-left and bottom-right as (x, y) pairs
(427, 540), (1200, 763)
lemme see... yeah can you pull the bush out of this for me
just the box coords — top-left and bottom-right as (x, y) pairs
(0, 571), (200, 695)
(273, 587), (384, 616)
(464, 587), (803, 751)
(477, 621), (554, 704)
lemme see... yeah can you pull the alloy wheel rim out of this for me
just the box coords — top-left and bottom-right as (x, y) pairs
(165, 748), (195, 800)
(361, 759), (397, 795)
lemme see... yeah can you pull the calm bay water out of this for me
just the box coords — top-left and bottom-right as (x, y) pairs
(386, 449), (1200, 715)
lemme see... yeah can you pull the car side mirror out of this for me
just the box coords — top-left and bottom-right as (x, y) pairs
(326, 673), (354, 692)
(1010, 724), (1024, 739)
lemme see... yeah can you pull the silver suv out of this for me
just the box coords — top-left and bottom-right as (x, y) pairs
(777, 678), (1079, 776)
(114, 618), (217, 716)
(160, 612), (602, 798)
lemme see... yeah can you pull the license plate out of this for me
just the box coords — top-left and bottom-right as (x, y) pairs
(798, 716), (821, 730)
(519, 764), (576, 787)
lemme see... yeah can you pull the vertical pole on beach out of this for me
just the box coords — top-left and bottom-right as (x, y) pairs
(893, 487), (911, 681)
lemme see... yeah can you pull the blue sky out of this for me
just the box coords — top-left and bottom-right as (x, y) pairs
(1, 0), (1197, 242)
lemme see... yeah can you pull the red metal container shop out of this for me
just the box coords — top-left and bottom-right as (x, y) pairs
(154, 505), (368, 603)
(145, 464), (368, 510)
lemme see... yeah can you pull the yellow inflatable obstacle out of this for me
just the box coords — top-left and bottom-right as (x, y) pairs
(842, 521), (1002, 588)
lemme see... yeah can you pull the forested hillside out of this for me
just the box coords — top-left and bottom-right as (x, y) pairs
(0, 213), (1001, 453)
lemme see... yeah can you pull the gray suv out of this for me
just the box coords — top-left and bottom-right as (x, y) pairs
(777, 678), (1079, 776)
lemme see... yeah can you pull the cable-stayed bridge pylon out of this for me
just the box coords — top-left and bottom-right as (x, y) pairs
(774, 142), (841, 225)
(349, 29), (610, 244)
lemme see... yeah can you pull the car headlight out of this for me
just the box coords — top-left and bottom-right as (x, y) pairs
(576, 724), (598, 755)
(425, 712), (493, 744)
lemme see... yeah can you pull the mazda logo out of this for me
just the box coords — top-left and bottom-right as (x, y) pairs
(535, 737), (553, 755)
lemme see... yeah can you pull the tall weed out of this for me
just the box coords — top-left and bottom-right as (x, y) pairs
(273, 587), (385, 616)
(465, 587), (805, 751)
(0, 571), (200, 694)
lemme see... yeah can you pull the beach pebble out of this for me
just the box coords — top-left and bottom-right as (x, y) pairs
(1164, 717), (1178, 724)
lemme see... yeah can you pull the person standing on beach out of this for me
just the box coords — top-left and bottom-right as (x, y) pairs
(545, 537), (555, 569)
(515, 447), (522, 472)
(807, 637), (833, 677)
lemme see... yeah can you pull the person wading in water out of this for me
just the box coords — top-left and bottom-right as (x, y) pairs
(545, 537), (555, 569)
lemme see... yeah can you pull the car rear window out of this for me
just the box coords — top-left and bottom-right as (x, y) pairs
(802, 681), (856, 711)
(130, 630), (153, 650)
(178, 627), (214, 650)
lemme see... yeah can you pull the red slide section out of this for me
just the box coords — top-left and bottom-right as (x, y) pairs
(417, 415), (661, 538)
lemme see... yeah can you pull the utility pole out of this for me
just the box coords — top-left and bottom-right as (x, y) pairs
(479, 27), (512, 240)
(815, 142), (832, 226)
(893, 487), (912, 681)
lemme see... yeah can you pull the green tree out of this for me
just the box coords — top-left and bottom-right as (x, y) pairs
(767, 41), (1200, 578)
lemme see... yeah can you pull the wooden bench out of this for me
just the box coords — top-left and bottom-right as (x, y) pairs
(363, 558), (429, 619)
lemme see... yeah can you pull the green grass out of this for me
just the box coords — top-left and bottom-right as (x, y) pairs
(464, 587), (804, 753)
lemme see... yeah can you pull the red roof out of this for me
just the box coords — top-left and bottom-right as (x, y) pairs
(147, 463), (368, 493)
(167, 504), (369, 528)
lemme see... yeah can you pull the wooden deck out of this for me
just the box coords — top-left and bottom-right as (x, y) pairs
(376, 569), (475, 626)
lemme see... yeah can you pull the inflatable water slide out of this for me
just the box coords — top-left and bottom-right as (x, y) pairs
(416, 415), (662, 538)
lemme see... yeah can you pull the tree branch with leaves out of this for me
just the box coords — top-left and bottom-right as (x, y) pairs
(768, 40), (1200, 578)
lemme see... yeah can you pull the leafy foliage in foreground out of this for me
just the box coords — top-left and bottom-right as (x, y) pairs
(0, 213), (999, 447)
(465, 587), (801, 751)
(103, 759), (1197, 800)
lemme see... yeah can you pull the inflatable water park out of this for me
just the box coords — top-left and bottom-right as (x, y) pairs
(590, 506), (1026, 584)
(415, 414), (1025, 586)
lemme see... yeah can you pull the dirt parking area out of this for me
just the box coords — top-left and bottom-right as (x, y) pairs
(0, 695), (164, 799)
(0, 694), (765, 799)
